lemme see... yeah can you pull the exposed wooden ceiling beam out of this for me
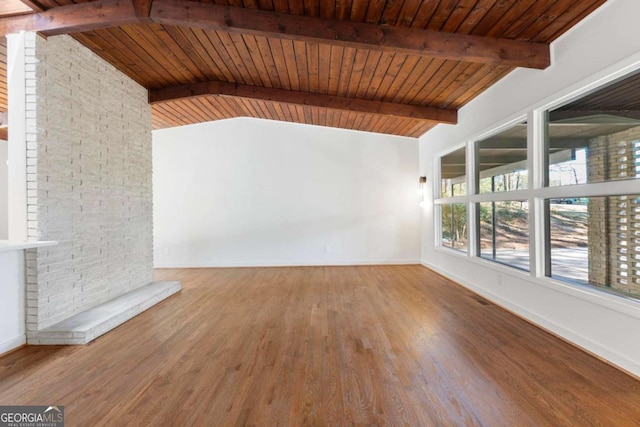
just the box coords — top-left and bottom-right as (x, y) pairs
(0, 0), (139, 36)
(1, 0), (550, 70)
(132, 0), (153, 20)
(150, 0), (550, 69)
(149, 81), (458, 124)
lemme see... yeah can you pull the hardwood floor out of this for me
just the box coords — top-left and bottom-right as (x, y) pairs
(1, 265), (639, 426)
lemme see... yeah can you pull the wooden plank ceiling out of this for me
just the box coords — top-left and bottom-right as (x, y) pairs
(0, 0), (607, 138)
(0, 1), (37, 17)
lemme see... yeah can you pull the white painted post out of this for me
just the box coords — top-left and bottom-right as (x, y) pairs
(7, 32), (28, 242)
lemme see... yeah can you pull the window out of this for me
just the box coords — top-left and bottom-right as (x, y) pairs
(479, 201), (529, 271)
(546, 71), (640, 187)
(441, 204), (468, 252)
(549, 195), (640, 300)
(436, 68), (640, 303)
(438, 146), (468, 254)
(548, 198), (588, 283)
(544, 69), (640, 301)
(477, 120), (528, 193)
(440, 147), (466, 197)
(474, 120), (530, 271)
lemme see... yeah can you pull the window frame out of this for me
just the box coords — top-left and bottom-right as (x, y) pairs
(477, 199), (531, 272)
(435, 141), (471, 254)
(434, 64), (640, 305)
(440, 202), (469, 253)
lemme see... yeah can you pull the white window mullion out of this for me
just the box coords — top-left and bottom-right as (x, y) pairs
(530, 109), (547, 278)
(433, 153), (442, 247)
(466, 140), (476, 257)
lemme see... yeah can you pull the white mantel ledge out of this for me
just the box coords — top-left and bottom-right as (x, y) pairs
(0, 240), (58, 253)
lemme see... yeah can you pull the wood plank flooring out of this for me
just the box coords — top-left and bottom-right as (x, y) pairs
(1, 265), (639, 426)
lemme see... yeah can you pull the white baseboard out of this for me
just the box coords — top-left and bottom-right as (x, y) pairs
(154, 259), (421, 268)
(420, 260), (640, 379)
(0, 335), (26, 356)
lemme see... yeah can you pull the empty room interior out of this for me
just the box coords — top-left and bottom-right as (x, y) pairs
(1, 0), (640, 425)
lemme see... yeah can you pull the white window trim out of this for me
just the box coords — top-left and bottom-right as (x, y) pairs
(434, 63), (640, 307)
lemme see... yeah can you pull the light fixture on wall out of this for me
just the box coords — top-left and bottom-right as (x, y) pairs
(418, 176), (427, 208)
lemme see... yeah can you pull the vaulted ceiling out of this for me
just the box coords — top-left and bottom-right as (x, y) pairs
(0, 0), (608, 139)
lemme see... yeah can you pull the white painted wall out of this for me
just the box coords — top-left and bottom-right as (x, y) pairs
(7, 32), (26, 241)
(0, 249), (26, 354)
(420, 0), (640, 377)
(0, 140), (7, 239)
(154, 118), (420, 267)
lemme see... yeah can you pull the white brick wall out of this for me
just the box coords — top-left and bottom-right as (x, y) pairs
(24, 34), (153, 332)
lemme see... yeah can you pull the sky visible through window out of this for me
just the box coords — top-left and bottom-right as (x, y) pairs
(549, 148), (587, 186)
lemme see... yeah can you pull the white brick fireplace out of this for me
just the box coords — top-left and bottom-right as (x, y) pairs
(6, 32), (180, 346)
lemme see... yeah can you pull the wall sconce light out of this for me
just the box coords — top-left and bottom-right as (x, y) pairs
(418, 176), (427, 208)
